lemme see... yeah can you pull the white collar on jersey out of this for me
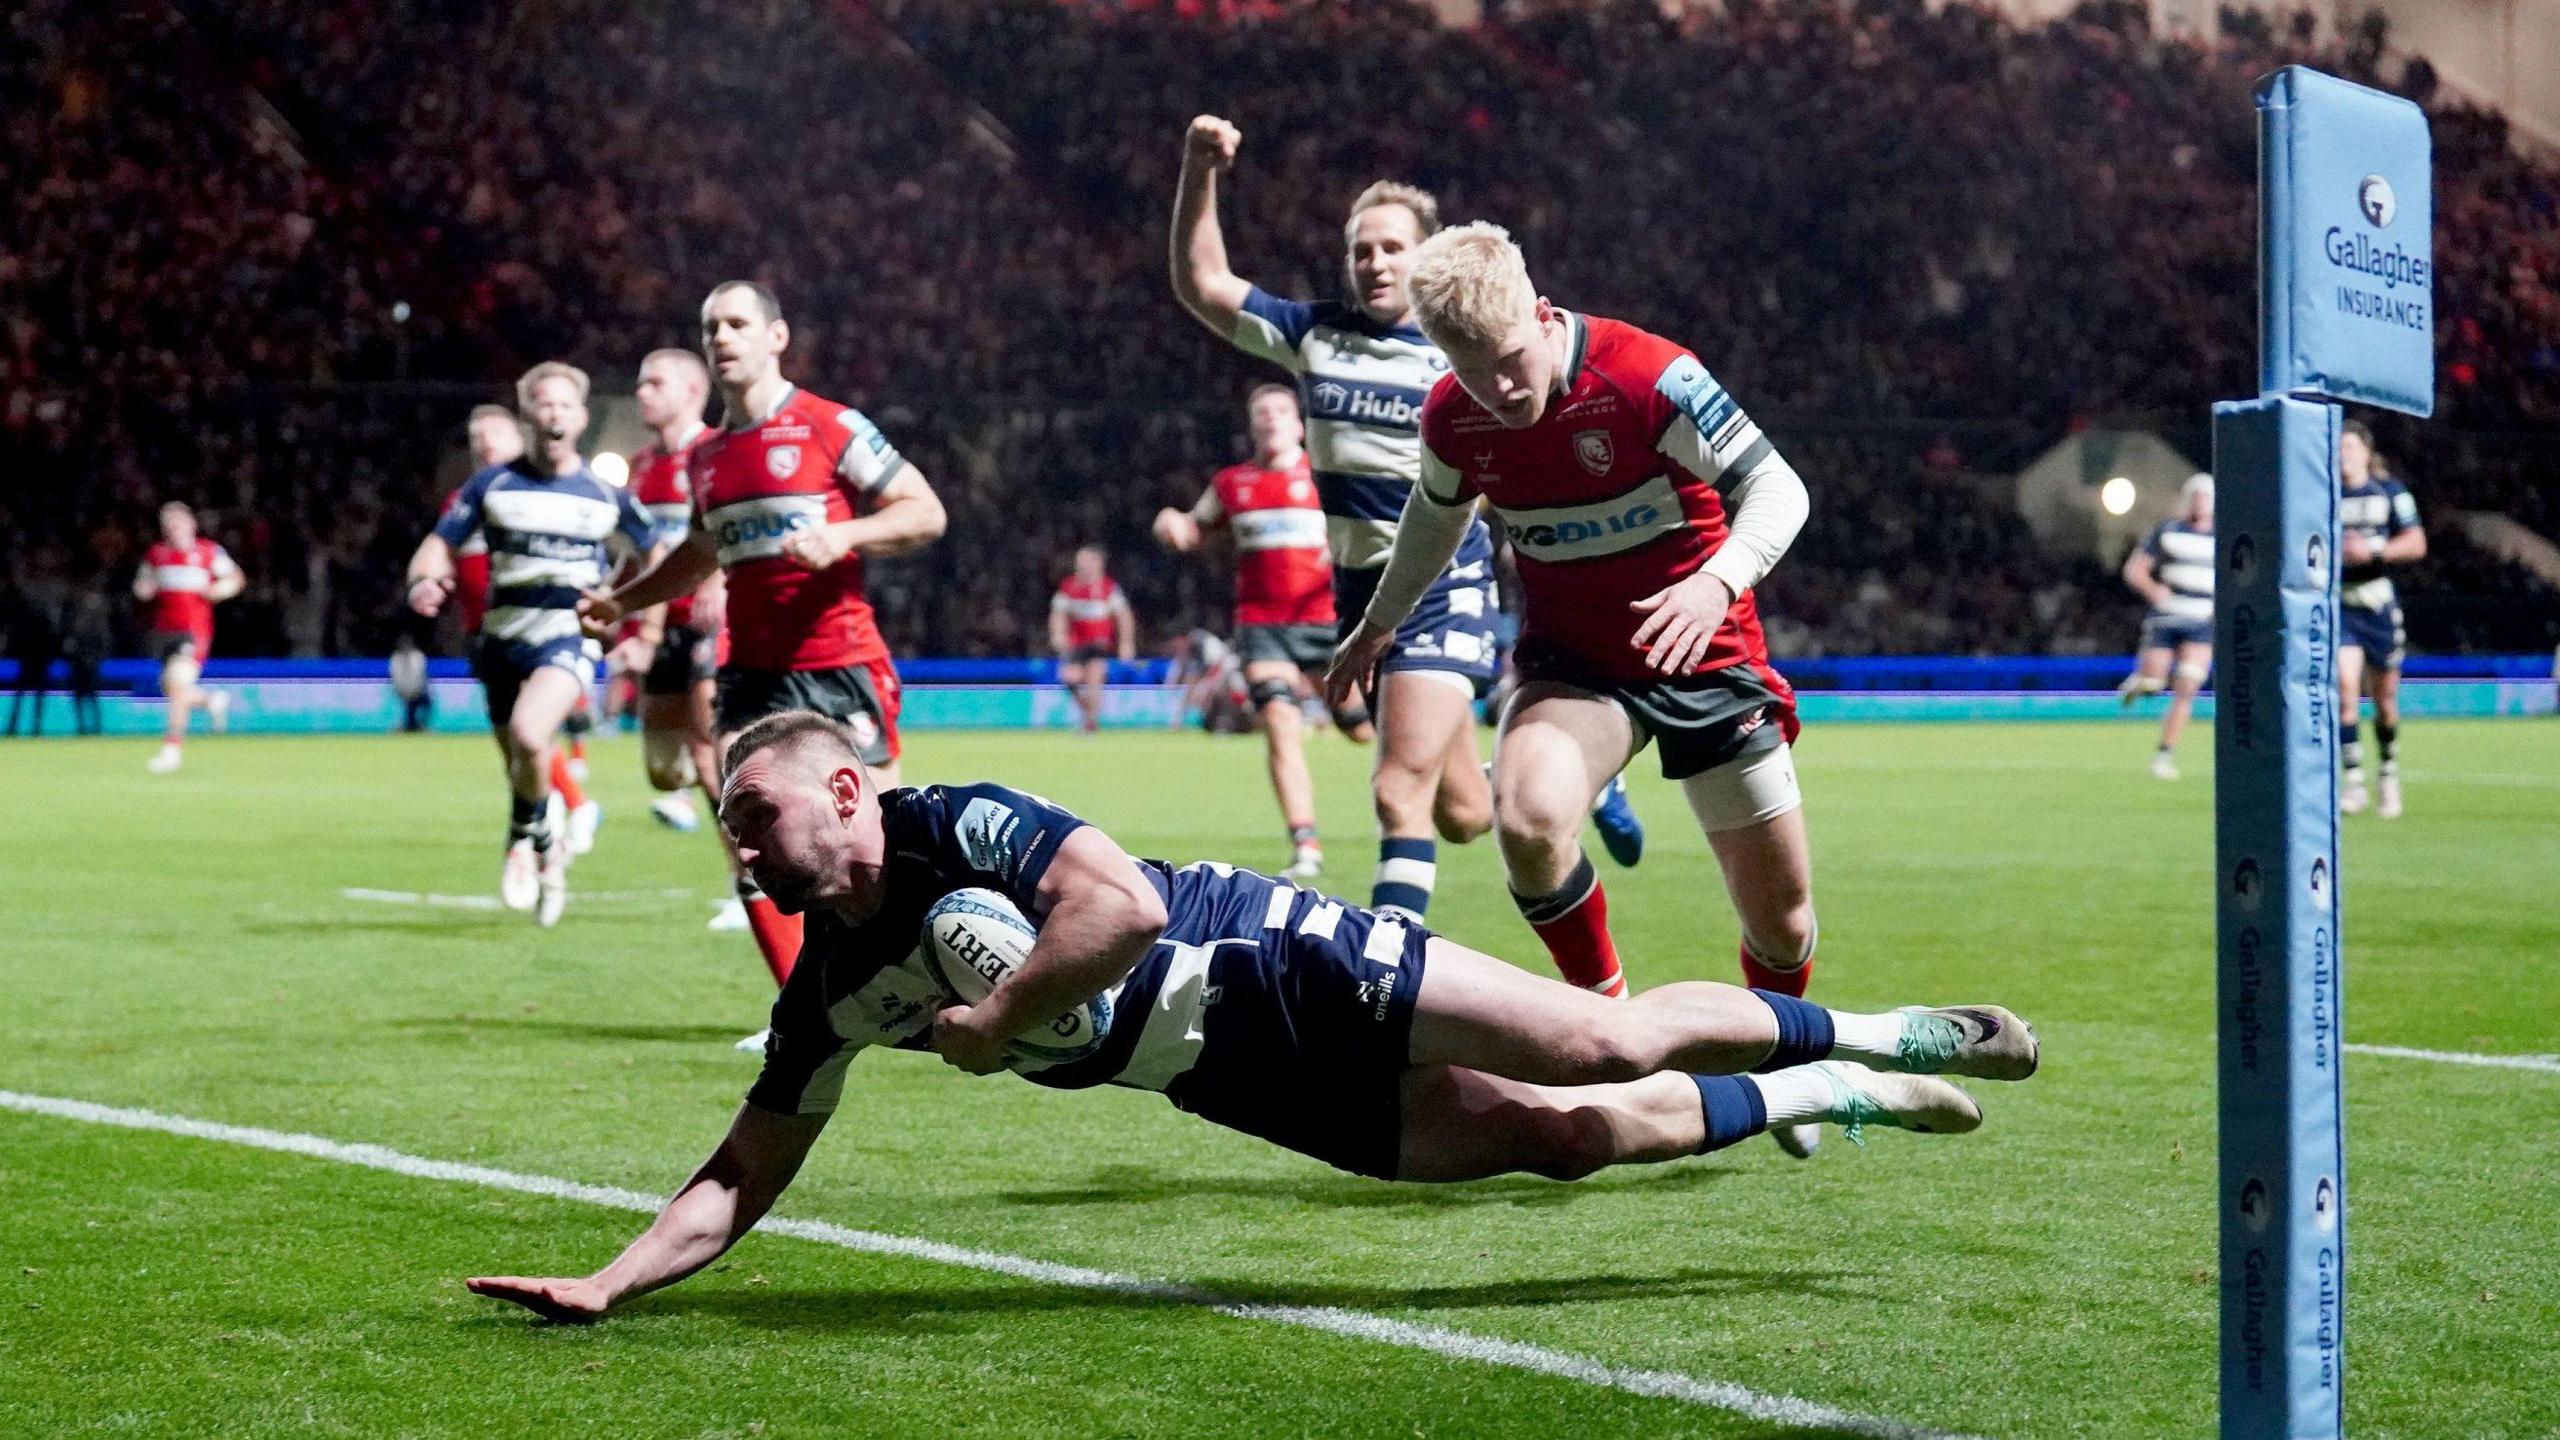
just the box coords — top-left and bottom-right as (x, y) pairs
(1555, 309), (1590, 396)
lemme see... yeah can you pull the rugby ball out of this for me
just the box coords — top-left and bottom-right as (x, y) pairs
(920, 889), (1113, 1069)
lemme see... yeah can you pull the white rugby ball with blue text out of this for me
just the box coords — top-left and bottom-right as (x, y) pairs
(921, 888), (1113, 1070)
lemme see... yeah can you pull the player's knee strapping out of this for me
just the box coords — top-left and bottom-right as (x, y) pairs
(1248, 677), (1296, 711)
(2174, 661), (2210, 683)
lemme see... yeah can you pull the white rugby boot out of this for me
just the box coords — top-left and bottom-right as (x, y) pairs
(500, 841), (539, 912)
(2376, 770), (2403, 819)
(535, 843), (569, 928)
(568, 799), (603, 856)
(1889, 1005), (2041, 1082)
(2340, 770), (2371, 815)
(2149, 750), (2179, 781)
(1807, 1062), (1983, 1141)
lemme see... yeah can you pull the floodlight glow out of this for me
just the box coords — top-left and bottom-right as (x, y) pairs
(593, 452), (630, 488)
(2100, 476), (2137, 515)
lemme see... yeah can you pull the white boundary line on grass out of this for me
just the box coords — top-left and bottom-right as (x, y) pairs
(2346, 1043), (2560, 1074)
(340, 886), (698, 907)
(0, 1088), (1982, 1440)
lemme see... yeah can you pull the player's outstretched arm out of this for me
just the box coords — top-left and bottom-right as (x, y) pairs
(1152, 483), (1222, 553)
(932, 827), (1169, 1074)
(468, 1102), (829, 1323)
(1169, 116), (1251, 337)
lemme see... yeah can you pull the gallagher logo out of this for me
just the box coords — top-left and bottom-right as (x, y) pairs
(2357, 174), (2395, 228)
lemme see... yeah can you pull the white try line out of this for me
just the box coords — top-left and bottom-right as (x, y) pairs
(2346, 1043), (2560, 1075)
(0, 1089), (1980, 1440)
(339, 887), (698, 911)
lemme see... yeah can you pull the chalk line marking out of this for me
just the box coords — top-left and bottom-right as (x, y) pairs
(0, 1088), (1981, 1440)
(339, 886), (696, 911)
(2346, 1043), (2560, 1075)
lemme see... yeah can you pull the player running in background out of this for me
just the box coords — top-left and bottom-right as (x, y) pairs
(2337, 420), (2426, 818)
(1154, 383), (1340, 878)
(2117, 473), (2215, 780)
(1172, 115), (1642, 923)
(408, 362), (658, 928)
(618, 350), (728, 856)
(452, 402), (603, 851)
(453, 404), (523, 637)
(1049, 545), (1135, 735)
(135, 502), (242, 774)
(466, 708), (2039, 1324)
(1330, 223), (1843, 1157)
(584, 280), (948, 1003)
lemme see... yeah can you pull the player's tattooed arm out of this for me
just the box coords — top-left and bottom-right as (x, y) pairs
(1170, 115), (1252, 336)
(466, 1103), (830, 1323)
(936, 827), (1168, 1075)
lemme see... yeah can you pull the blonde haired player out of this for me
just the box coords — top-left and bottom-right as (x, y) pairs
(1172, 118), (1641, 924)
(409, 362), (661, 927)
(1329, 223), (1866, 1159)
(135, 502), (242, 773)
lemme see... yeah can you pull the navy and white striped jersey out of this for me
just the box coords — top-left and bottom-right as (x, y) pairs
(434, 458), (656, 646)
(747, 783), (1346, 1114)
(1231, 287), (1493, 574)
(2139, 519), (2215, 622)
(2339, 477), (2420, 612)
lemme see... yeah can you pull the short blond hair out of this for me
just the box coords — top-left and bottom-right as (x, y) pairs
(1404, 222), (1535, 351)
(1343, 180), (1441, 243)
(515, 360), (591, 412)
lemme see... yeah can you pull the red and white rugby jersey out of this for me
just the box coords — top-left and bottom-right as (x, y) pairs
(142, 538), (238, 644)
(1417, 311), (1799, 691)
(1199, 456), (1334, 628)
(689, 386), (906, 671)
(1051, 575), (1128, 651)
(629, 422), (710, 628)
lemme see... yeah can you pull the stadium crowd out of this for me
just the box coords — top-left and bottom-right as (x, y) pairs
(4, 0), (2554, 674)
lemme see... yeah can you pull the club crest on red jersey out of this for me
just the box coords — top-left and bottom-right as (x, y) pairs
(766, 445), (802, 480)
(1573, 430), (1615, 476)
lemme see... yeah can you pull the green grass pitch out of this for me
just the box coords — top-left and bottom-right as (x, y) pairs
(2, 718), (2554, 1437)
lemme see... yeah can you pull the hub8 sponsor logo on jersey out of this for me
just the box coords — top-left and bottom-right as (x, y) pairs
(1307, 378), (1424, 429)
(707, 494), (829, 564)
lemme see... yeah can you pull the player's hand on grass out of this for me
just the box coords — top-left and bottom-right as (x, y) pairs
(930, 1004), (1009, 1076)
(1630, 571), (1735, 675)
(576, 590), (626, 639)
(1184, 115), (1241, 172)
(780, 527), (852, 572)
(407, 576), (453, 618)
(1324, 623), (1396, 712)
(466, 1275), (612, 1323)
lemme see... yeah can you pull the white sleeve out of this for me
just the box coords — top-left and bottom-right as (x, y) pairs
(209, 546), (241, 579)
(1360, 485), (1475, 635)
(1695, 446), (1809, 596)
(1652, 353), (1807, 595)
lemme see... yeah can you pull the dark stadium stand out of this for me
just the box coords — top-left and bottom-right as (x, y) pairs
(4, 0), (2553, 666)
